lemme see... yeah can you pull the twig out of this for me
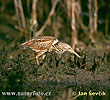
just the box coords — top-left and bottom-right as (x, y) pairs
(67, 88), (72, 100)
(36, 95), (42, 100)
(67, 0), (71, 17)
(14, 25), (25, 32)
(88, 0), (95, 43)
(27, 0), (30, 13)
(18, 0), (26, 28)
(71, 0), (78, 49)
(94, 0), (98, 32)
(71, 95), (79, 100)
(105, 14), (109, 35)
(52, 20), (58, 38)
(7, 67), (14, 70)
(14, 0), (21, 27)
(88, 0), (93, 32)
(32, 0), (38, 27)
(35, 0), (59, 37)
(74, 3), (87, 32)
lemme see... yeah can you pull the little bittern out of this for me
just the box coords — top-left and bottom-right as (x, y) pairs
(21, 36), (81, 65)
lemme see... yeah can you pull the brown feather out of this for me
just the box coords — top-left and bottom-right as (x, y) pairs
(21, 36), (57, 50)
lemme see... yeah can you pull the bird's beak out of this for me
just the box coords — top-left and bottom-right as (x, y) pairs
(68, 49), (81, 58)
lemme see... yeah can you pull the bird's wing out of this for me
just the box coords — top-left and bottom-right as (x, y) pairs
(21, 36), (57, 50)
(35, 36), (56, 42)
(30, 39), (54, 50)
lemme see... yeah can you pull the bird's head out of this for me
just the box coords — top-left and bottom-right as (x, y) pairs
(59, 42), (81, 58)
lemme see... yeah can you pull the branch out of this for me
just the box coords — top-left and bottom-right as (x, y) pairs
(94, 0), (98, 32)
(27, 0), (30, 13)
(71, 0), (78, 49)
(14, 0), (21, 27)
(18, 0), (26, 28)
(71, 95), (79, 100)
(88, 0), (93, 33)
(67, 0), (71, 17)
(74, 3), (88, 31)
(32, 0), (38, 27)
(105, 14), (109, 35)
(35, 0), (59, 37)
(88, 0), (95, 43)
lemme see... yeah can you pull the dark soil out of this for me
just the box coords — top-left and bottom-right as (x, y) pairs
(0, 45), (110, 100)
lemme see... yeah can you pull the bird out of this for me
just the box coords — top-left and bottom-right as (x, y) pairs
(21, 36), (81, 65)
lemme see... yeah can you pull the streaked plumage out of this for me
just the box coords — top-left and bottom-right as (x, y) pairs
(21, 36), (81, 65)
(21, 36), (58, 51)
(53, 42), (81, 58)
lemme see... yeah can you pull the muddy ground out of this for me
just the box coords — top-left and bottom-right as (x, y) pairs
(0, 43), (110, 100)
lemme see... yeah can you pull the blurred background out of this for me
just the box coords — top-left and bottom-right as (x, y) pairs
(0, 0), (110, 100)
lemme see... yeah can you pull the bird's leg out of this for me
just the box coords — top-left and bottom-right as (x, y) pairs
(36, 50), (47, 65)
(42, 55), (46, 59)
(36, 56), (39, 65)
